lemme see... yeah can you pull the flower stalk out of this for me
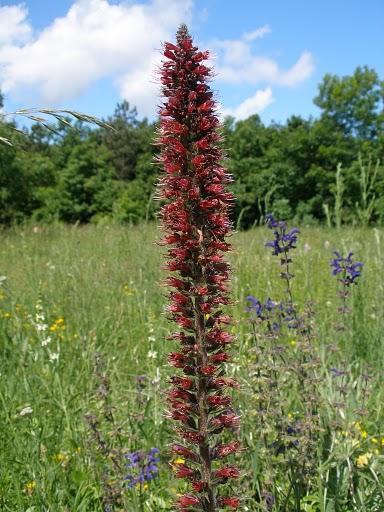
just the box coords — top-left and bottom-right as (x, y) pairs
(331, 250), (363, 316)
(156, 24), (240, 511)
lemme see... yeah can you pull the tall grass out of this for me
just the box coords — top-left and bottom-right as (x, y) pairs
(0, 223), (383, 510)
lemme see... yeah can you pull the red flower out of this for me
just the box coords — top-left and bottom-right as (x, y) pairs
(213, 441), (241, 458)
(200, 303), (212, 314)
(219, 496), (240, 509)
(171, 444), (198, 461)
(175, 464), (196, 480)
(206, 330), (233, 346)
(214, 466), (240, 480)
(169, 411), (190, 425)
(156, 23), (239, 510)
(168, 389), (195, 402)
(171, 292), (190, 304)
(210, 377), (239, 389)
(207, 395), (231, 407)
(192, 481), (206, 492)
(170, 376), (194, 390)
(211, 413), (241, 430)
(209, 352), (230, 363)
(179, 430), (204, 444)
(176, 494), (201, 509)
(175, 316), (193, 329)
(169, 352), (188, 368)
(198, 99), (214, 111)
(169, 400), (194, 414)
(199, 365), (217, 376)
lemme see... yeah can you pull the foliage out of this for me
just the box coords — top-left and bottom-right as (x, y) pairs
(0, 224), (383, 511)
(54, 140), (118, 223)
(0, 67), (383, 227)
(0, 121), (39, 223)
(314, 66), (384, 141)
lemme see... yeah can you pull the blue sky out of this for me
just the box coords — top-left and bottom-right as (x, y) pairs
(0, 0), (383, 125)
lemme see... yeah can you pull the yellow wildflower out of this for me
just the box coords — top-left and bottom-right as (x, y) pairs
(173, 457), (185, 465)
(50, 318), (65, 332)
(24, 481), (36, 495)
(123, 285), (134, 296)
(371, 437), (378, 444)
(289, 340), (297, 347)
(361, 430), (368, 440)
(356, 452), (372, 468)
(53, 452), (70, 467)
(135, 482), (149, 490)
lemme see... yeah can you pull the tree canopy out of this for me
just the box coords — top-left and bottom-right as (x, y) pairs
(0, 66), (383, 227)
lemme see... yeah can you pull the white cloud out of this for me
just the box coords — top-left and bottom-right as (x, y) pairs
(222, 87), (274, 120)
(212, 30), (314, 87)
(278, 51), (314, 86)
(0, 4), (32, 46)
(243, 24), (271, 42)
(0, 7), (313, 119)
(0, 0), (192, 116)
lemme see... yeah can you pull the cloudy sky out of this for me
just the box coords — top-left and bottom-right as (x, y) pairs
(0, 0), (382, 123)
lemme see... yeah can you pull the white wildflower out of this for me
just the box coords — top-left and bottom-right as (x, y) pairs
(41, 336), (52, 347)
(36, 323), (48, 332)
(49, 352), (59, 363)
(152, 367), (161, 385)
(19, 406), (33, 416)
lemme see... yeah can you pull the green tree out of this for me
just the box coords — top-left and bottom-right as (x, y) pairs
(54, 139), (118, 223)
(314, 66), (384, 141)
(97, 101), (157, 181)
(225, 114), (281, 227)
(0, 121), (40, 224)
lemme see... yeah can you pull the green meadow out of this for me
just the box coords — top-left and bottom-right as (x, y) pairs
(0, 223), (383, 511)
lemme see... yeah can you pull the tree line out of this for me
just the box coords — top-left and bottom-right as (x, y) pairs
(0, 66), (383, 228)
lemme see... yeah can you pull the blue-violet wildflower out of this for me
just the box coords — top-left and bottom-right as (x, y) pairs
(265, 214), (300, 257)
(125, 448), (160, 488)
(330, 251), (363, 285)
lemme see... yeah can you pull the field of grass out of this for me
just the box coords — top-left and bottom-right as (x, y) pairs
(0, 223), (383, 511)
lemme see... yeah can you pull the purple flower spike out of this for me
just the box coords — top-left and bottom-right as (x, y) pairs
(125, 448), (160, 489)
(265, 214), (300, 256)
(330, 251), (363, 285)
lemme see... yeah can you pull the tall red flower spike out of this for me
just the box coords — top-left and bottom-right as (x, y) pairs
(156, 24), (240, 512)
